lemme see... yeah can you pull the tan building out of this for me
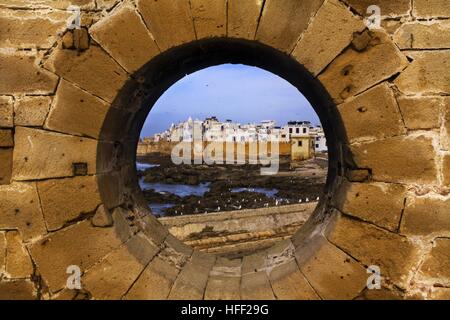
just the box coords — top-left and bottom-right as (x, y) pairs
(290, 134), (315, 161)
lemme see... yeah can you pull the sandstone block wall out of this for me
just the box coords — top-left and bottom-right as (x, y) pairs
(0, 0), (449, 300)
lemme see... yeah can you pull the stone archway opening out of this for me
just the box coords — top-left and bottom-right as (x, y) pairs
(96, 37), (348, 267)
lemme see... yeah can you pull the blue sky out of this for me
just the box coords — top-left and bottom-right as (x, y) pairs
(140, 64), (321, 138)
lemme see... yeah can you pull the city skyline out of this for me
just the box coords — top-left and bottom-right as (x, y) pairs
(143, 115), (320, 139)
(140, 64), (321, 138)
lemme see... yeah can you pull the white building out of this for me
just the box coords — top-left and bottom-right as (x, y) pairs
(150, 117), (327, 152)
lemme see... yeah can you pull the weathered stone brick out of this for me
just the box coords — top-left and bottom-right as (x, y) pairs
(0, 148), (12, 185)
(227, 0), (263, 39)
(443, 98), (450, 150)
(242, 250), (266, 274)
(0, 52), (58, 95)
(357, 287), (404, 300)
(0, 10), (69, 49)
(164, 234), (193, 257)
(14, 96), (51, 127)
(89, 4), (160, 73)
(96, 171), (125, 210)
(96, 0), (119, 10)
(0, 182), (46, 241)
(319, 32), (408, 104)
(429, 289), (450, 300)
(0, 129), (13, 147)
(205, 275), (241, 300)
(168, 251), (215, 300)
(137, 0), (196, 51)
(397, 96), (442, 130)
(0, 280), (36, 300)
(37, 176), (101, 231)
(125, 256), (180, 300)
(83, 233), (158, 299)
(382, 20), (403, 35)
(256, 0), (324, 53)
(44, 45), (128, 103)
(61, 28), (90, 51)
(5, 231), (33, 279)
(73, 28), (90, 51)
(191, 0), (226, 39)
(292, 0), (365, 76)
(444, 155), (450, 186)
(205, 257), (241, 300)
(29, 220), (125, 292)
(327, 214), (417, 288)
(394, 21), (450, 49)
(413, 0), (450, 18)
(111, 207), (135, 242)
(268, 260), (319, 299)
(0, 96), (13, 128)
(419, 238), (450, 285)
(50, 288), (79, 300)
(395, 51), (450, 95)
(45, 79), (109, 139)
(345, 169), (370, 182)
(343, 0), (411, 16)
(338, 84), (406, 142)
(401, 197), (450, 236)
(212, 256), (242, 273)
(61, 31), (74, 49)
(351, 135), (437, 184)
(241, 271), (275, 300)
(334, 181), (406, 231)
(295, 235), (366, 299)
(13, 127), (97, 180)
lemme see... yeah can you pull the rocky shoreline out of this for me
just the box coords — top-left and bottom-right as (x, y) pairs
(137, 153), (327, 217)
